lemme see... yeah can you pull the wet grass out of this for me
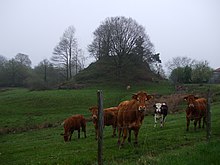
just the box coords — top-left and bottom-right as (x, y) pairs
(0, 83), (220, 164)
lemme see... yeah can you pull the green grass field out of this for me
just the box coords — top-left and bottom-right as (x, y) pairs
(0, 83), (220, 165)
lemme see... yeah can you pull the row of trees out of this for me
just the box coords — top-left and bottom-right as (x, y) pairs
(0, 53), (85, 89)
(166, 57), (213, 84)
(0, 54), (61, 88)
(0, 26), (85, 89)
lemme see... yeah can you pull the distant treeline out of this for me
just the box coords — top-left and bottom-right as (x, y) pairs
(0, 54), (70, 90)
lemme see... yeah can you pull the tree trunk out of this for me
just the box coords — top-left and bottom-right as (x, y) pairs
(66, 60), (69, 81)
(69, 47), (72, 79)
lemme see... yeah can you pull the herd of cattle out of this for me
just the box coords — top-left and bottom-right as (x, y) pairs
(61, 91), (207, 147)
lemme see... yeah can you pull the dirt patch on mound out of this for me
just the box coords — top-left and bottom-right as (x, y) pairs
(146, 93), (186, 115)
(0, 122), (61, 135)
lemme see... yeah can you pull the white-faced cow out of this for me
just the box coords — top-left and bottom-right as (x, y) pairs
(153, 102), (168, 128)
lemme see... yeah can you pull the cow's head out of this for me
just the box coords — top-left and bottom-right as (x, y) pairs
(132, 91), (153, 112)
(153, 102), (167, 113)
(64, 134), (68, 142)
(89, 106), (98, 121)
(60, 133), (69, 142)
(184, 95), (198, 108)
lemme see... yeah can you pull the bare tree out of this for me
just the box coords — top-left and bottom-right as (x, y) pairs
(88, 16), (156, 77)
(165, 56), (195, 73)
(51, 26), (77, 80)
(72, 48), (85, 74)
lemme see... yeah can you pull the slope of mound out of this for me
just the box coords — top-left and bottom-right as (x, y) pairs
(74, 56), (161, 84)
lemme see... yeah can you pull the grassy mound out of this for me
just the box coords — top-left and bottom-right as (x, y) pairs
(74, 56), (161, 84)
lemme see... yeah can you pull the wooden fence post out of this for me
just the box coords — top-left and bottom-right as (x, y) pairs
(97, 90), (104, 165)
(206, 88), (211, 142)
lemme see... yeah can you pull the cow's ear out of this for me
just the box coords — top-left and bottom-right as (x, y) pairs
(194, 96), (199, 99)
(153, 104), (156, 108)
(132, 93), (138, 100)
(147, 95), (153, 100)
(183, 96), (188, 101)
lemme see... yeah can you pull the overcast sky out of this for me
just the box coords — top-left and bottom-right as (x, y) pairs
(0, 0), (220, 70)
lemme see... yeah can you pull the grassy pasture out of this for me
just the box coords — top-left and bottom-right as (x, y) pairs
(0, 83), (220, 164)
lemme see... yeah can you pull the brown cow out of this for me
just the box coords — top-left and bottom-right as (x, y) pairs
(89, 106), (118, 139)
(61, 114), (86, 142)
(117, 91), (153, 146)
(184, 95), (207, 131)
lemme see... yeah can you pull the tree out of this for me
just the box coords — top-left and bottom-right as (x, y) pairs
(191, 60), (213, 83)
(15, 53), (32, 67)
(5, 58), (19, 86)
(0, 55), (8, 86)
(165, 56), (195, 74)
(35, 59), (51, 82)
(51, 26), (77, 80)
(26, 59), (63, 90)
(0, 55), (7, 66)
(168, 57), (213, 84)
(183, 65), (192, 83)
(72, 48), (85, 75)
(169, 67), (185, 84)
(88, 16), (157, 77)
(150, 63), (166, 78)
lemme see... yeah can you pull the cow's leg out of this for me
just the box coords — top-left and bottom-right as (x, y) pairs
(112, 125), (116, 137)
(198, 118), (201, 128)
(194, 120), (197, 131)
(84, 129), (87, 138)
(82, 126), (86, 138)
(163, 116), (166, 127)
(128, 129), (132, 143)
(84, 130), (87, 138)
(117, 126), (122, 145)
(154, 115), (157, 127)
(134, 128), (139, 145)
(186, 118), (190, 131)
(202, 116), (206, 129)
(121, 128), (127, 146)
(78, 129), (80, 139)
(160, 115), (163, 128)
(69, 131), (73, 141)
(95, 128), (98, 140)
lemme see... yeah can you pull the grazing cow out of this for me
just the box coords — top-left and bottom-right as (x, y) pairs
(184, 95), (207, 131)
(153, 102), (168, 128)
(117, 91), (153, 146)
(61, 114), (86, 142)
(89, 106), (118, 139)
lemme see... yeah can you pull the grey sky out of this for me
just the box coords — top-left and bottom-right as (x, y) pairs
(0, 0), (220, 70)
